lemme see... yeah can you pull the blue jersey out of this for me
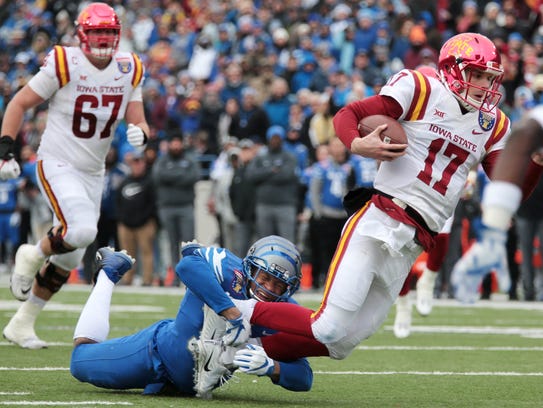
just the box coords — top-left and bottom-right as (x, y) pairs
(71, 245), (312, 395)
(312, 159), (354, 210)
(0, 178), (20, 245)
(350, 155), (378, 188)
(0, 178), (20, 212)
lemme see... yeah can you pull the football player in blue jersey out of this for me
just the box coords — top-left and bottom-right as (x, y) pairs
(70, 236), (313, 398)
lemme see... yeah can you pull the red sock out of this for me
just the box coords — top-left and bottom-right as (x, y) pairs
(262, 332), (329, 360)
(427, 233), (450, 271)
(399, 271), (414, 296)
(252, 302), (315, 338)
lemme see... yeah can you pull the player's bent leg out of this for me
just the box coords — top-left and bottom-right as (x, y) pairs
(393, 295), (412, 339)
(10, 244), (46, 301)
(71, 331), (157, 390)
(4, 261), (72, 349)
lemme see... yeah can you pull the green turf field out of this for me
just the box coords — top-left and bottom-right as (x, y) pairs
(1, 285), (543, 407)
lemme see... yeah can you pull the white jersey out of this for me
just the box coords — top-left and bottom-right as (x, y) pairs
(375, 69), (510, 232)
(28, 46), (144, 175)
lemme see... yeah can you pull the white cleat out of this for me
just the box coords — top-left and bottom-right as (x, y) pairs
(189, 338), (232, 399)
(393, 295), (412, 339)
(200, 304), (226, 341)
(11, 244), (46, 301)
(416, 269), (437, 316)
(3, 316), (47, 349)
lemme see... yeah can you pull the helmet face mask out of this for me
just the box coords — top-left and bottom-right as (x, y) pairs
(243, 236), (302, 302)
(77, 3), (121, 60)
(438, 33), (503, 113)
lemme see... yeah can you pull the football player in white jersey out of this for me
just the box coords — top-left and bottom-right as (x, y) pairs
(2, 2), (150, 349)
(452, 108), (543, 303)
(194, 33), (543, 371)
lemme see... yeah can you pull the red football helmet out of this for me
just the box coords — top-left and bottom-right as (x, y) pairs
(76, 3), (121, 60)
(438, 33), (503, 113)
(416, 64), (439, 79)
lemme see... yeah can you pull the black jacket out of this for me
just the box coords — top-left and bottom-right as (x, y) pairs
(116, 174), (156, 228)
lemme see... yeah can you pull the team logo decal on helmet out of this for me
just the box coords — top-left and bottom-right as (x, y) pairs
(243, 235), (302, 302)
(438, 33), (503, 113)
(76, 2), (121, 60)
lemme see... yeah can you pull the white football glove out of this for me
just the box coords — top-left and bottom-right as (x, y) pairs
(0, 158), (20, 180)
(451, 226), (510, 303)
(223, 315), (251, 347)
(233, 344), (275, 376)
(9, 212), (20, 227)
(126, 123), (147, 147)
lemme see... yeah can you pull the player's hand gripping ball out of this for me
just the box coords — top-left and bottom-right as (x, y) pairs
(358, 115), (408, 151)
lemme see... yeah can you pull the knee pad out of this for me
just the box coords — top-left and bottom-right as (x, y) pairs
(35, 262), (69, 293)
(48, 227), (75, 254)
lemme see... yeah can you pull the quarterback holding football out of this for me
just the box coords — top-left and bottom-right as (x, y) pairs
(192, 33), (543, 381)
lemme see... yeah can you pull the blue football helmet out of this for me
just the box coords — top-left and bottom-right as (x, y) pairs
(243, 235), (302, 302)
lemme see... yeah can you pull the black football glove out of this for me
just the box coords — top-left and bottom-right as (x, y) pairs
(0, 135), (15, 160)
(0, 136), (20, 180)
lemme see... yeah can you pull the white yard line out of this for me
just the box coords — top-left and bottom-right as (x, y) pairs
(315, 371), (543, 376)
(358, 345), (543, 351)
(383, 325), (543, 337)
(0, 402), (133, 406)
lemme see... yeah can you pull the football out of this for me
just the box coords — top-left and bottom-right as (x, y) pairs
(357, 114), (408, 146)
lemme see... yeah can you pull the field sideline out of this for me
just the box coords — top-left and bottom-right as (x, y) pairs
(1, 282), (543, 407)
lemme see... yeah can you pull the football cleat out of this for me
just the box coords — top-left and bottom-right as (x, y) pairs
(3, 314), (47, 349)
(200, 304), (226, 341)
(189, 338), (233, 399)
(11, 244), (46, 301)
(416, 269), (437, 316)
(393, 295), (412, 339)
(94, 247), (135, 284)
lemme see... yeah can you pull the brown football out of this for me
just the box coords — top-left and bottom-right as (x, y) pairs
(357, 114), (408, 146)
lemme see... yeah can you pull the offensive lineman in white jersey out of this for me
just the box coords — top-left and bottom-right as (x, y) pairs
(2, 2), (150, 349)
(193, 33), (543, 376)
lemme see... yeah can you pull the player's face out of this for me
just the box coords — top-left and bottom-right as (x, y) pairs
(250, 270), (288, 302)
(85, 28), (118, 60)
(466, 68), (497, 102)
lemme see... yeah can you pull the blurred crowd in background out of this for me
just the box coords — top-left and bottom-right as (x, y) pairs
(0, 0), (542, 300)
